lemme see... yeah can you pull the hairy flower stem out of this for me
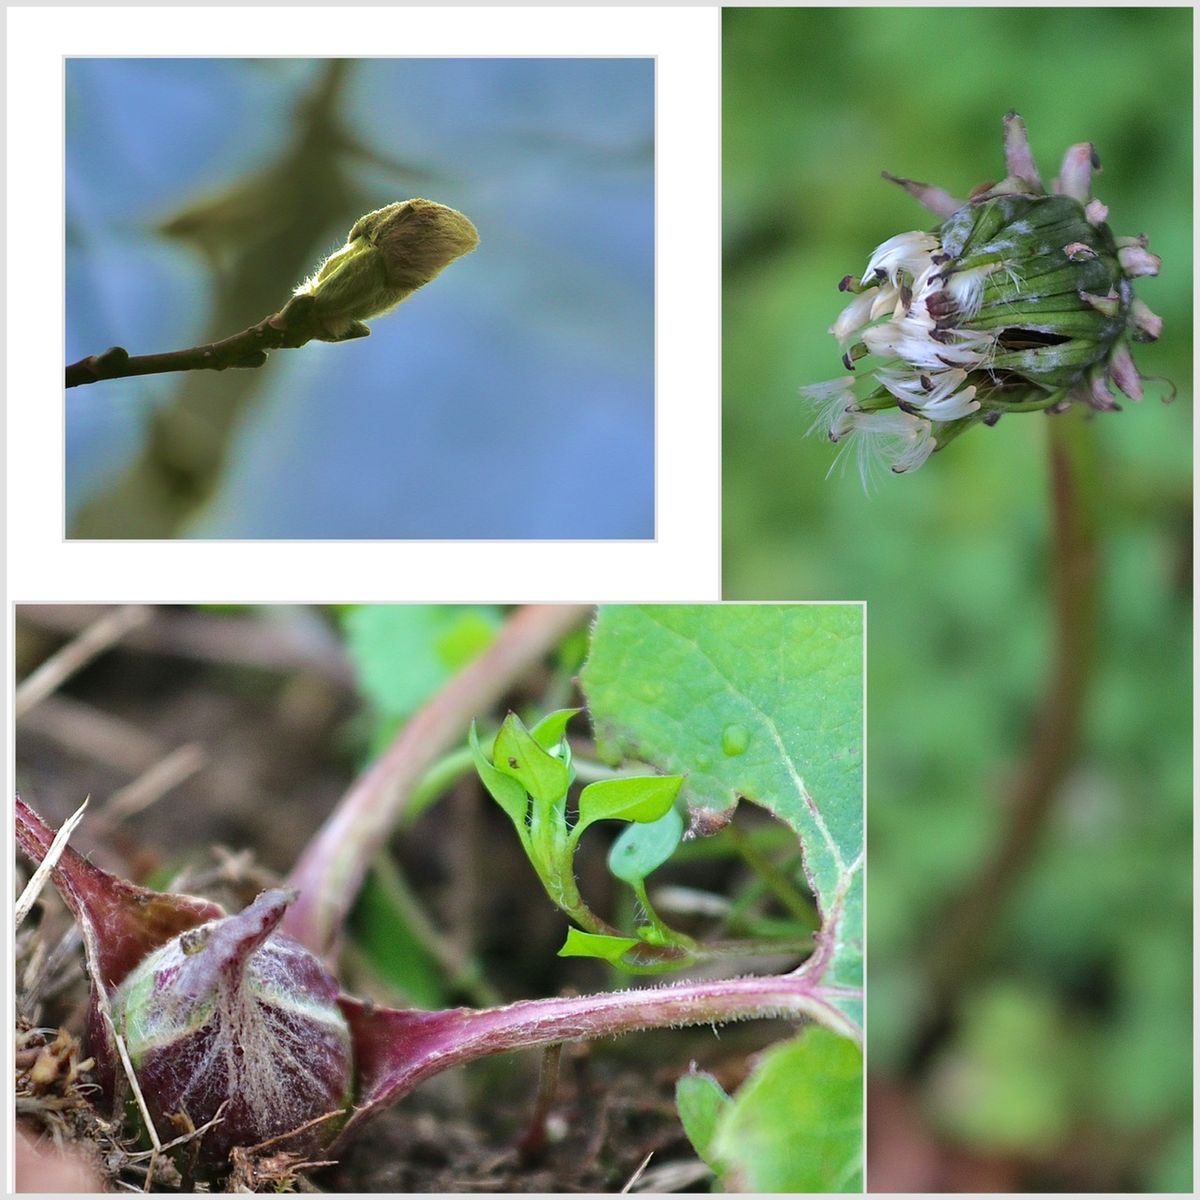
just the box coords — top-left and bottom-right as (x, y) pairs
(284, 604), (593, 959)
(908, 411), (1099, 1071)
(337, 968), (860, 1146)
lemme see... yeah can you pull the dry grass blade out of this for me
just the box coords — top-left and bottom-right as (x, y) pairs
(620, 1150), (654, 1193)
(105, 1011), (162, 1153)
(125, 1100), (231, 1160)
(15, 798), (89, 929)
(630, 1159), (714, 1192)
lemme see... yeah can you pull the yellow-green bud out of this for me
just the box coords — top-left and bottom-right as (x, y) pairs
(291, 199), (480, 342)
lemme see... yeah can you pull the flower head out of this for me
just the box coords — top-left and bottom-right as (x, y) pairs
(803, 113), (1165, 480)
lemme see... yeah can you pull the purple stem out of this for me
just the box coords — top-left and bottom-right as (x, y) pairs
(336, 966), (860, 1147)
(284, 604), (593, 959)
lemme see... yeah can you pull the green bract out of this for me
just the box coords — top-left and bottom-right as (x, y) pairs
(607, 807), (685, 885)
(803, 112), (1165, 485)
(557, 928), (641, 963)
(572, 774), (681, 844)
(493, 711), (571, 804)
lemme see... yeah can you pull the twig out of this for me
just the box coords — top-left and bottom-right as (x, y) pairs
(102, 743), (207, 826)
(15, 799), (89, 930)
(67, 62), (363, 538)
(18, 694), (168, 775)
(237, 1108), (342, 1156)
(125, 1100), (230, 1159)
(283, 604), (593, 958)
(65, 304), (320, 389)
(15, 606), (151, 719)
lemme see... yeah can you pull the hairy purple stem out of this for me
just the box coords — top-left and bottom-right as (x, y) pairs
(284, 604), (593, 959)
(336, 967), (861, 1146)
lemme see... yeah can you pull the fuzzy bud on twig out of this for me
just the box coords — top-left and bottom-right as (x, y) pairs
(288, 198), (480, 342)
(64, 199), (479, 386)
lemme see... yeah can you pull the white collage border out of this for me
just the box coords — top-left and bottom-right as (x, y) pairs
(7, 6), (721, 603)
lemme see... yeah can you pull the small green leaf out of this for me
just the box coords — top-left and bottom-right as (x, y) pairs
(675, 1069), (732, 1171)
(493, 712), (570, 804)
(574, 775), (683, 839)
(712, 1027), (863, 1192)
(557, 927), (640, 963)
(607, 807), (684, 885)
(530, 707), (582, 750)
(469, 723), (529, 835)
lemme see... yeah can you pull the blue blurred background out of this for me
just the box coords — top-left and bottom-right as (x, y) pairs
(66, 59), (655, 539)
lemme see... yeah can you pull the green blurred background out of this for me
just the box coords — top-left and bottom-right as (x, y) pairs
(724, 6), (1191, 1192)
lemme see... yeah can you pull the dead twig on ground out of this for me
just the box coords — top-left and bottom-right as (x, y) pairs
(16, 607), (151, 719)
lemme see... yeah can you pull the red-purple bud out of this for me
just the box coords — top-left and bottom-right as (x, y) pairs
(108, 889), (353, 1162)
(15, 799), (352, 1166)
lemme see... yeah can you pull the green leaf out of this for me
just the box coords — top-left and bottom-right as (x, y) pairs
(582, 605), (863, 1013)
(493, 712), (570, 805)
(530, 707), (582, 750)
(574, 774), (683, 839)
(711, 1027), (863, 1192)
(675, 1069), (731, 1172)
(469, 722), (529, 836)
(607, 807), (684, 884)
(342, 605), (501, 724)
(557, 927), (640, 963)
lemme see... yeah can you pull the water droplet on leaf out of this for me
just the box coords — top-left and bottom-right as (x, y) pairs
(721, 724), (751, 757)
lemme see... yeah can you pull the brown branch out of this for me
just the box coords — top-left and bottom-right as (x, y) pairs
(283, 604), (594, 959)
(64, 301), (334, 389)
(908, 414), (1099, 1070)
